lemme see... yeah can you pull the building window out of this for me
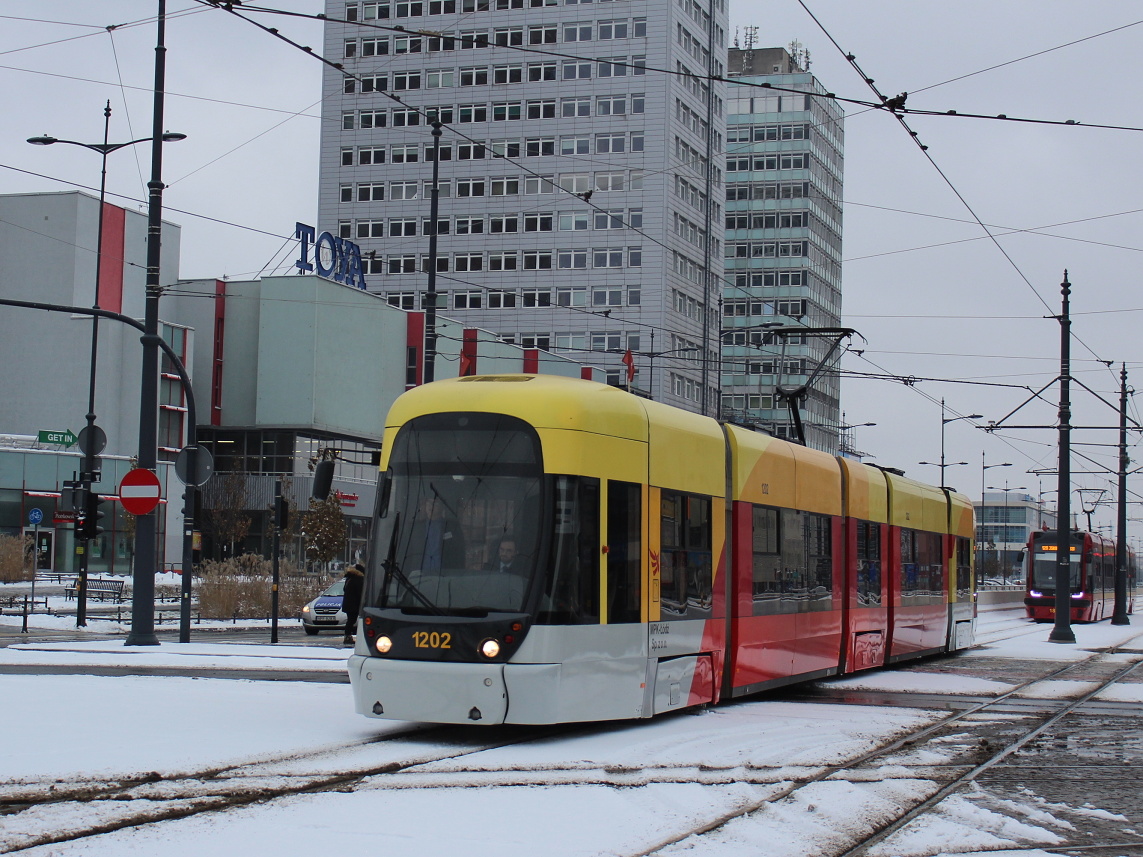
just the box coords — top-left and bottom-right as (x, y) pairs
(492, 101), (522, 121)
(495, 27), (524, 45)
(556, 288), (586, 307)
(593, 248), (624, 268)
(488, 251), (518, 270)
(597, 96), (626, 116)
(563, 60), (592, 80)
(488, 289), (517, 307)
(559, 173), (590, 194)
(563, 21), (592, 40)
(389, 218), (418, 237)
(527, 100), (556, 119)
(522, 287), (552, 306)
(489, 213), (519, 231)
(356, 220), (385, 239)
(458, 104), (488, 123)
(526, 137), (555, 157)
(460, 66), (489, 86)
(528, 25), (557, 44)
(388, 255), (418, 274)
(524, 175), (554, 194)
(598, 18), (628, 38)
(454, 253), (484, 272)
(522, 253), (553, 271)
(391, 181), (419, 200)
(393, 71), (422, 90)
(562, 97), (591, 117)
(595, 133), (625, 153)
(494, 64), (523, 84)
(559, 211), (589, 230)
(557, 249), (588, 269)
(454, 289), (482, 308)
(358, 147), (386, 165)
(456, 178), (486, 197)
(524, 213), (553, 232)
(391, 144), (419, 163)
(528, 62), (556, 81)
(455, 217), (485, 234)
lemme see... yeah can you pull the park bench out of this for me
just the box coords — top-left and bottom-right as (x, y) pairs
(64, 578), (126, 602)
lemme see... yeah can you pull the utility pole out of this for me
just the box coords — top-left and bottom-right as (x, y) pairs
(1050, 272), (1076, 644)
(126, 0), (170, 646)
(423, 120), (442, 383)
(1113, 363), (1131, 625)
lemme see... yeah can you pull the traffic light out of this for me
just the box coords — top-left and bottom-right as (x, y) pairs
(275, 494), (290, 530)
(79, 492), (106, 541)
(312, 458), (335, 501)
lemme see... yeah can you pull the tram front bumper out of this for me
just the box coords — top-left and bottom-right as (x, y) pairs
(349, 655), (509, 724)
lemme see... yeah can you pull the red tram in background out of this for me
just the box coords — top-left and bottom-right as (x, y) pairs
(1024, 529), (1136, 623)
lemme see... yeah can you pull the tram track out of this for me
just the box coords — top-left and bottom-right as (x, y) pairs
(0, 722), (583, 854)
(627, 638), (1143, 857)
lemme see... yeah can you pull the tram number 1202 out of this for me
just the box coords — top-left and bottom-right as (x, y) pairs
(412, 631), (452, 649)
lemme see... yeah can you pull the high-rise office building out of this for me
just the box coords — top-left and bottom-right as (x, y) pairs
(722, 44), (844, 451)
(318, 0), (727, 411)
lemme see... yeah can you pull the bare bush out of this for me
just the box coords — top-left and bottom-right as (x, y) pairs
(196, 554), (335, 620)
(0, 534), (34, 583)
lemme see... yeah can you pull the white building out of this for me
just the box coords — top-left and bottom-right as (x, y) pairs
(317, 0), (728, 411)
(722, 45), (844, 452)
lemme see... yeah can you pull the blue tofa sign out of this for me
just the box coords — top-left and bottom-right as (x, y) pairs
(295, 223), (368, 290)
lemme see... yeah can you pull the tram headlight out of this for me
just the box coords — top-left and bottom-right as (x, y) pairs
(375, 635), (393, 654)
(479, 638), (501, 659)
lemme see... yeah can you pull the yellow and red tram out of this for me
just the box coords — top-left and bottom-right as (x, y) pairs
(348, 375), (976, 724)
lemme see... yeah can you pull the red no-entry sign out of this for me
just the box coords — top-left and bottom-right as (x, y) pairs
(118, 469), (163, 515)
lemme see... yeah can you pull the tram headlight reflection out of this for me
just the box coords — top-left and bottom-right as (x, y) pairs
(479, 638), (501, 659)
(375, 635), (393, 654)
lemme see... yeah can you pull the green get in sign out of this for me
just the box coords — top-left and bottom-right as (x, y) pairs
(39, 430), (77, 447)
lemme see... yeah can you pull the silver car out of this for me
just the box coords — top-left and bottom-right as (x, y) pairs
(300, 578), (347, 635)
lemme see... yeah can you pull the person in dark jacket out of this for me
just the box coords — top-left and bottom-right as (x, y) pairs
(342, 562), (365, 645)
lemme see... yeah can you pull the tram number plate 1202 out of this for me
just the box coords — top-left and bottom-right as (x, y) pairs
(412, 630), (452, 649)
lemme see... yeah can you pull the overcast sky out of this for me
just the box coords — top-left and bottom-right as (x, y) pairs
(4, 2), (1142, 535)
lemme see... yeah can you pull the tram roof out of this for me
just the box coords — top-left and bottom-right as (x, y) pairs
(385, 374), (722, 443)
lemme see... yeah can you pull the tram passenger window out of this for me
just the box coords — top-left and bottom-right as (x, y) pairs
(751, 506), (782, 615)
(900, 529), (918, 598)
(856, 521), (881, 606)
(805, 513), (833, 609)
(538, 476), (600, 624)
(955, 536), (972, 597)
(660, 491), (712, 619)
(779, 508), (806, 611)
(606, 481), (642, 623)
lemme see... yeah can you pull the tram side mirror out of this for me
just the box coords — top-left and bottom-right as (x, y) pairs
(312, 459), (335, 501)
(1015, 550), (1025, 564)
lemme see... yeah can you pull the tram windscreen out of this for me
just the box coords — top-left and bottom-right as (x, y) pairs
(369, 412), (544, 615)
(1029, 543), (1081, 594)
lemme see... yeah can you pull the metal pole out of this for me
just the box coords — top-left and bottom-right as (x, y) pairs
(22, 519), (40, 633)
(1113, 363), (1131, 625)
(271, 479), (281, 644)
(939, 398), (947, 487)
(1050, 272), (1076, 643)
(423, 120), (442, 383)
(126, 0), (168, 646)
(76, 102), (113, 630)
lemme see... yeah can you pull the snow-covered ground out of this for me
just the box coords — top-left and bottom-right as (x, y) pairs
(1, 606), (1141, 856)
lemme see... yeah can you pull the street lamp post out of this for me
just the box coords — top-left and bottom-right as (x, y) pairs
(980, 453), (1012, 583)
(28, 104), (185, 629)
(925, 399), (982, 486)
